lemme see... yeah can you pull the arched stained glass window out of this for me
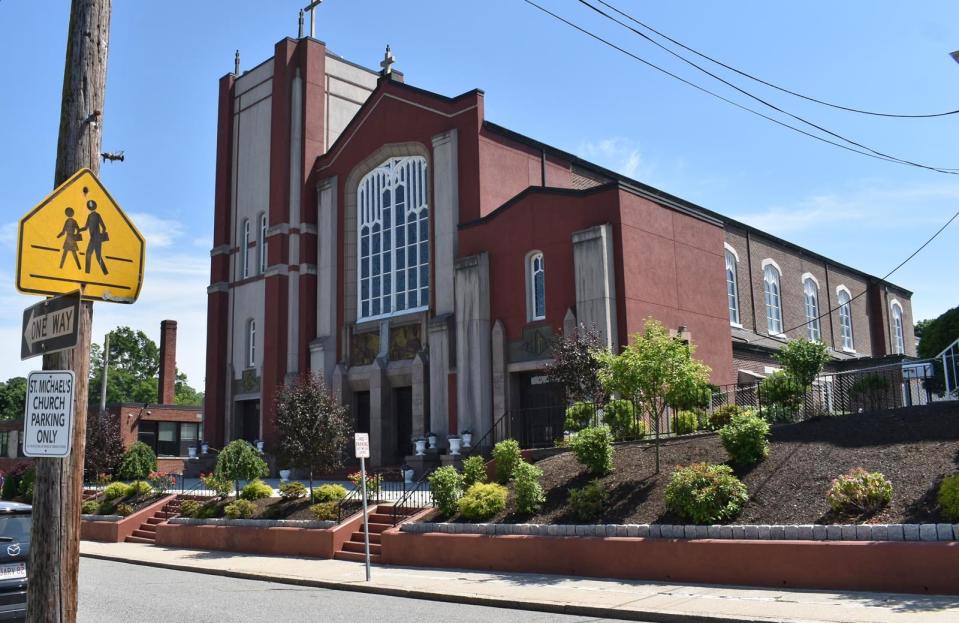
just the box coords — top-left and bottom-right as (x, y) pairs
(763, 263), (783, 335)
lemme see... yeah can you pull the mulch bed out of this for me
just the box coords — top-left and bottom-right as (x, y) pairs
(86, 492), (165, 516)
(188, 496), (362, 521)
(490, 406), (959, 525)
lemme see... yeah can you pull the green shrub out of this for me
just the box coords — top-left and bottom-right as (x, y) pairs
(708, 404), (742, 431)
(115, 503), (135, 517)
(16, 468), (35, 503)
(97, 500), (116, 515)
(224, 499), (257, 519)
(665, 463), (749, 524)
(200, 473), (233, 498)
(827, 468), (892, 516)
(461, 455), (488, 488)
(512, 461), (544, 515)
(429, 466), (463, 517)
(1, 475), (19, 501)
(571, 426), (614, 476)
(240, 479), (273, 501)
(103, 482), (132, 500)
(568, 482), (607, 521)
(118, 441), (158, 481)
(309, 502), (338, 521)
(128, 481), (152, 497)
(311, 483), (348, 503)
(81, 500), (99, 514)
(492, 439), (522, 483)
(457, 483), (508, 520)
(178, 500), (201, 518)
(565, 402), (596, 432)
(215, 440), (269, 489)
(671, 410), (699, 435)
(719, 411), (770, 466)
(279, 481), (307, 500)
(603, 399), (644, 441)
(938, 474), (959, 522)
(759, 371), (803, 422)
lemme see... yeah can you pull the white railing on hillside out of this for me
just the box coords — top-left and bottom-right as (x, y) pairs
(938, 338), (959, 398)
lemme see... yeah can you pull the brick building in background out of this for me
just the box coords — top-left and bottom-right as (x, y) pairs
(203, 36), (916, 468)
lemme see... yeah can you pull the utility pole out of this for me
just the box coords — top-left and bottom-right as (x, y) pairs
(28, 2), (111, 622)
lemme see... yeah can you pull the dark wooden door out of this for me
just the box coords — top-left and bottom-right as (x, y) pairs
(394, 387), (413, 461)
(354, 391), (371, 434)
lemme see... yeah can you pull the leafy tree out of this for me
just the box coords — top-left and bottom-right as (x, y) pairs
(546, 324), (606, 416)
(775, 338), (830, 389)
(597, 318), (712, 473)
(275, 374), (353, 497)
(215, 440), (269, 497)
(917, 306), (959, 359)
(0, 378), (27, 421)
(84, 410), (124, 480)
(118, 441), (158, 481)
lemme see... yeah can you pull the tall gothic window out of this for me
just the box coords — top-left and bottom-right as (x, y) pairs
(357, 156), (429, 320)
(838, 288), (854, 351)
(241, 219), (251, 279)
(803, 277), (821, 341)
(247, 319), (256, 368)
(528, 252), (546, 321)
(258, 213), (268, 274)
(763, 263), (783, 335)
(891, 301), (905, 355)
(725, 249), (740, 325)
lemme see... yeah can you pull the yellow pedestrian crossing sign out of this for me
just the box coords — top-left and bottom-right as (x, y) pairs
(16, 169), (144, 303)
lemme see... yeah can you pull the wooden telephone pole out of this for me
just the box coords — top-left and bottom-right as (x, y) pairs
(28, 2), (111, 622)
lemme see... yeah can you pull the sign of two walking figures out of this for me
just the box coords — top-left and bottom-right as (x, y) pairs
(56, 194), (110, 274)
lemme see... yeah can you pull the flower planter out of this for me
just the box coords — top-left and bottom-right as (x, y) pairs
(427, 433), (437, 450)
(461, 432), (472, 448)
(187, 446), (197, 459)
(255, 440), (265, 452)
(403, 468), (415, 484)
(279, 469), (291, 482)
(414, 439), (427, 456)
(448, 437), (462, 456)
(201, 442), (209, 455)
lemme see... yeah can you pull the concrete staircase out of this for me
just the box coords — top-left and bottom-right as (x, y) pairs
(333, 504), (418, 563)
(124, 497), (182, 544)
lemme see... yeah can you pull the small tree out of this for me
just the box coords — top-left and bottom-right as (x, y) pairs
(275, 374), (353, 498)
(118, 441), (157, 482)
(775, 338), (830, 390)
(546, 324), (607, 425)
(597, 318), (711, 473)
(215, 440), (269, 497)
(84, 411), (124, 480)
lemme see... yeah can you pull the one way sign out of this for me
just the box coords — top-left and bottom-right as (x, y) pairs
(21, 290), (81, 360)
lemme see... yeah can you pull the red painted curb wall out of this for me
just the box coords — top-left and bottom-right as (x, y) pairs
(80, 494), (176, 543)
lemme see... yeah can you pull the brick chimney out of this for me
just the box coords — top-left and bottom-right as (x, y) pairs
(158, 320), (177, 405)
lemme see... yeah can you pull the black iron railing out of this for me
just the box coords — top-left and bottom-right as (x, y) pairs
(462, 412), (509, 458)
(391, 469), (433, 525)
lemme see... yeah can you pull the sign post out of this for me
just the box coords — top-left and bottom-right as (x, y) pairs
(355, 432), (371, 581)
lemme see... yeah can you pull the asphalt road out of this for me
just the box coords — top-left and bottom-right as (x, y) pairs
(78, 558), (628, 623)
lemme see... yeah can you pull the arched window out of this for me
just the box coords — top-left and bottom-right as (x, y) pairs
(357, 156), (429, 320)
(725, 248), (740, 326)
(891, 301), (905, 355)
(528, 252), (546, 321)
(837, 287), (854, 351)
(241, 219), (251, 279)
(246, 319), (256, 368)
(803, 276), (821, 341)
(763, 262), (783, 335)
(258, 213), (268, 274)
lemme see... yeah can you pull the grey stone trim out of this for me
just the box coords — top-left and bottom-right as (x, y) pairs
(264, 264), (289, 278)
(168, 517), (335, 529)
(299, 263), (318, 275)
(399, 522), (957, 542)
(210, 245), (232, 257)
(207, 282), (230, 294)
(81, 514), (123, 522)
(267, 223), (290, 236)
(299, 223), (318, 235)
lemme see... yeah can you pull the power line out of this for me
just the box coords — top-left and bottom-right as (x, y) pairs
(592, 0), (959, 119)
(522, 0), (958, 174)
(575, 0), (959, 174)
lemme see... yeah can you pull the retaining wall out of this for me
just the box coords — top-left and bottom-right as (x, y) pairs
(80, 494), (176, 543)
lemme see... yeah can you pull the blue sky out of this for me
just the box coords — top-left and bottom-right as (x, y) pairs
(1, 1), (957, 388)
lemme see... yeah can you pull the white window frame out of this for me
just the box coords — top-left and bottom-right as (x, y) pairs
(837, 285), (855, 352)
(258, 213), (268, 274)
(725, 244), (741, 327)
(247, 319), (256, 368)
(802, 273), (821, 342)
(241, 219), (251, 279)
(890, 299), (905, 355)
(357, 156), (430, 322)
(762, 259), (784, 337)
(526, 251), (546, 321)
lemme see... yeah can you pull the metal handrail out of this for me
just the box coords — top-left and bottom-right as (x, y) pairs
(463, 411), (509, 458)
(391, 469), (433, 525)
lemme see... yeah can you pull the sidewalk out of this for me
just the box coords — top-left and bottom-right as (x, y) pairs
(80, 541), (959, 623)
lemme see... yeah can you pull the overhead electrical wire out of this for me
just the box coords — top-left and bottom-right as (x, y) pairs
(592, 0), (959, 119)
(521, 0), (959, 174)
(574, 0), (959, 173)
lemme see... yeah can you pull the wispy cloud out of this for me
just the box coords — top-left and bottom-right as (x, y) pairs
(128, 212), (184, 248)
(577, 137), (647, 179)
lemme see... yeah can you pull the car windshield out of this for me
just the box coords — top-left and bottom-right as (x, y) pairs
(0, 515), (31, 543)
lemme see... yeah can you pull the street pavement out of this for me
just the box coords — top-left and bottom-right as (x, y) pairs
(78, 557), (622, 623)
(80, 541), (959, 623)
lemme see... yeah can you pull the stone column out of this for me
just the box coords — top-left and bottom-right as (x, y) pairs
(312, 177), (338, 386)
(431, 129), (459, 316)
(455, 253), (492, 436)
(368, 358), (392, 466)
(411, 350), (429, 439)
(572, 224), (619, 351)
(491, 320), (508, 433)
(428, 316), (452, 438)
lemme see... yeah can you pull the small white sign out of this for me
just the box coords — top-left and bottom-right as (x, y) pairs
(354, 432), (370, 459)
(23, 370), (75, 457)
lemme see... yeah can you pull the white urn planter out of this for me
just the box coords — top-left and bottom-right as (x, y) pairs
(414, 438), (427, 456)
(427, 433), (438, 450)
(279, 469), (291, 482)
(461, 432), (472, 448)
(256, 440), (265, 452)
(402, 467), (415, 484)
(201, 442), (209, 455)
(187, 446), (197, 459)
(448, 436), (462, 456)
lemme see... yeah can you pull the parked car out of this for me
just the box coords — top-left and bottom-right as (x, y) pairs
(0, 502), (30, 622)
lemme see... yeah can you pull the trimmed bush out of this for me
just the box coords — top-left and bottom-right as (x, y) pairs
(457, 483), (508, 521)
(103, 482), (132, 500)
(760, 371), (803, 422)
(178, 500), (201, 518)
(938, 474), (959, 522)
(492, 439), (522, 483)
(429, 466), (463, 517)
(97, 500), (116, 515)
(461, 455), (488, 488)
(604, 399), (644, 441)
(719, 410), (770, 466)
(565, 402), (595, 432)
(827, 468), (892, 516)
(311, 483), (348, 503)
(115, 503), (134, 517)
(665, 463), (749, 524)
(118, 441), (158, 481)
(708, 404), (743, 431)
(215, 440), (269, 491)
(309, 502), (337, 521)
(671, 410), (698, 435)
(512, 461), (544, 515)
(81, 500), (98, 514)
(240, 478), (273, 501)
(224, 499), (257, 519)
(279, 481), (307, 500)
(571, 426), (614, 476)
(128, 481), (152, 497)
(568, 482), (607, 522)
